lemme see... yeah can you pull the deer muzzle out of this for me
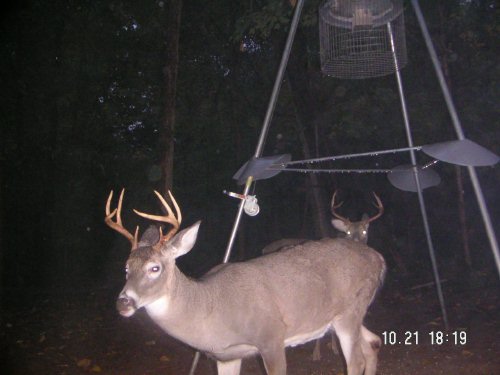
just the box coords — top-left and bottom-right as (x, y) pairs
(116, 293), (137, 317)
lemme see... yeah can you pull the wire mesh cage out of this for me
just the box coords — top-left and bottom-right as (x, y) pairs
(319, 0), (407, 79)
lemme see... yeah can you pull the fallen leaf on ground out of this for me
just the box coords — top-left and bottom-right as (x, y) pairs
(77, 358), (92, 368)
(461, 350), (473, 357)
(91, 365), (102, 372)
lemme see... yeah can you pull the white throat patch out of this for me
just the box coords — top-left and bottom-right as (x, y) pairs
(145, 295), (170, 318)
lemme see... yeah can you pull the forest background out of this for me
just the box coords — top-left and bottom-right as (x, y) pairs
(1, 0), (499, 294)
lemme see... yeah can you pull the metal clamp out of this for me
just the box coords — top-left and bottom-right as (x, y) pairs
(223, 190), (260, 217)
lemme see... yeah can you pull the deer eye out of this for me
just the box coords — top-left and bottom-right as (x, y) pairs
(346, 230), (351, 235)
(362, 230), (367, 235)
(150, 265), (160, 273)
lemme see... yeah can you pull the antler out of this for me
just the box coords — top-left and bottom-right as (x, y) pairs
(134, 190), (182, 247)
(330, 189), (350, 222)
(105, 189), (139, 250)
(365, 192), (384, 223)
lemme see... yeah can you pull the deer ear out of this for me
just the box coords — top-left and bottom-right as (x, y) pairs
(137, 225), (161, 248)
(331, 219), (347, 232)
(162, 221), (201, 259)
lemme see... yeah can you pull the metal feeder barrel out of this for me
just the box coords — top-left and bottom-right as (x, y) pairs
(319, 0), (407, 79)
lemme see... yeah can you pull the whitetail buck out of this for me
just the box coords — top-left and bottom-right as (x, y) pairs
(106, 189), (386, 375)
(261, 190), (385, 361)
(330, 190), (384, 244)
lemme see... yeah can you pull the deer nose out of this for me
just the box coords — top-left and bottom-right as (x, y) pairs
(117, 295), (131, 306)
(116, 293), (137, 314)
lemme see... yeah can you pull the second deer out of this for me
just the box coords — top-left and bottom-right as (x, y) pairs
(330, 190), (384, 244)
(261, 190), (384, 361)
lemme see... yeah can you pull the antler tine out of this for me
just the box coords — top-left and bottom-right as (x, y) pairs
(104, 189), (139, 250)
(116, 189), (124, 226)
(330, 190), (349, 222)
(158, 190), (182, 227)
(167, 190), (182, 225)
(105, 190), (116, 217)
(330, 190), (343, 209)
(366, 192), (384, 223)
(133, 190), (182, 245)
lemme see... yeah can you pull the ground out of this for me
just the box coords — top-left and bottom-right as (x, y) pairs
(2, 273), (499, 375)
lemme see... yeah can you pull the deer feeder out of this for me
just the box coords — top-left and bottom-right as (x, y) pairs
(319, 0), (407, 79)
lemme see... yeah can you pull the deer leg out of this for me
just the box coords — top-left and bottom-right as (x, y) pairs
(216, 359), (242, 375)
(260, 343), (287, 375)
(333, 318), (365, 375)
(312, 338), (321, 361)
(360, 325), (381, 375)
(313, 332), (339, 361)
(330, 331), (340, 355)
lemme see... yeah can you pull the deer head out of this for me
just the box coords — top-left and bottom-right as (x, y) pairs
(104, 189), (185, 317)
(330, 190), (384, 244)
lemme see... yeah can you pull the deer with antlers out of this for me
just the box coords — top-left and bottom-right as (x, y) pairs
(105, 189), (385, 375)
(330, 190), (384, 244)
(261, 190), (385, 361)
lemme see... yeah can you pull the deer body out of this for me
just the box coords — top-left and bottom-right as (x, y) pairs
(108, 190), (385, 375)
(261, 190), (385, 362)
(261, 238), (308, 255)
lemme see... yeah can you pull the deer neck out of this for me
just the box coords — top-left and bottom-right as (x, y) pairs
(144, 266), (218, 348)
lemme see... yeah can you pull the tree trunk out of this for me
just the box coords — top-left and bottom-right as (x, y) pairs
(285, 75), (330, 239)
(160, 0), (183, 194)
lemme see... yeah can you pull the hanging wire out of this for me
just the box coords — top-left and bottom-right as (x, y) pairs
(278, 145), (422, 167)
(422, 160), (439, 169)
(272, 167), (394, 174)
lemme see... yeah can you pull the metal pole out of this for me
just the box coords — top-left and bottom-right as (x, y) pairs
(388, 23), (449, 329)
(222, 177), (253, 263)
(223, 0), (306, 263)
(188, 1), (306, 373)
(411, 0), (500, 278)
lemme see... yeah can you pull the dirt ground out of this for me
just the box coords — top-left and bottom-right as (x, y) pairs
(2, 273), (499, 375)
